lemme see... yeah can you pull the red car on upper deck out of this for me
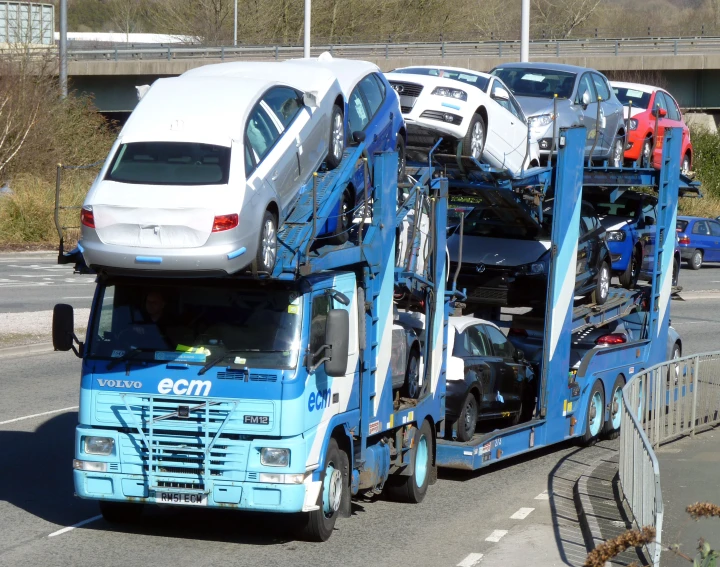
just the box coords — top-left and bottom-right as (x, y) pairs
(610, 81), (692, 175)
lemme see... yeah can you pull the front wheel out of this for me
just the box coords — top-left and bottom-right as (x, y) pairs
(326, 105), (344, 170)
(456, 391), (478, 442)
(682, 153), (691, 175)
(301, 438), (348, 542)
(582, 381), (605, 445)
(618, 247), (640, 289)
(688, 249), (703, 270)
(396, 134), (407, 183)
(592, 261), (610, 305)
(327, 189), (353, 245)
(401, 348), (420, 399)
(461, 114), (486, 160)
(641, 138), (652, 168)
(255, 210), (277, 273)
(611, 136), (624, 167)
(385, 419), (433, 503)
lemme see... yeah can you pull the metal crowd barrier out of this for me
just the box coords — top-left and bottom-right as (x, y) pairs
(619, 351), (720, 566)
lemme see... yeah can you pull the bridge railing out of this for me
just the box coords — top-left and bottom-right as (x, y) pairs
(8, 36), (720, 62)
(619, 351), (720, 566)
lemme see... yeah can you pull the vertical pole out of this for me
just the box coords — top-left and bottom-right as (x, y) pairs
(233, 0), (238, 46)
(691, 355), (699, 436)
(304, 0), (311, 58)
(59, 0), (68, 98)
(520, 0), (530, 62)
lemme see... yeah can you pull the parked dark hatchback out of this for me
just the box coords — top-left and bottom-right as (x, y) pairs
(445, 316), (535, 441)
(447, 194), (611, 310)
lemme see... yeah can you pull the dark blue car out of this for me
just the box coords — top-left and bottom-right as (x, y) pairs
(313, 56), (406, 243)
(677, 216), (720, 270)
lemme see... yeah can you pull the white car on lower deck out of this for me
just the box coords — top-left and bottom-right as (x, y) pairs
(384, 66), (539, 176)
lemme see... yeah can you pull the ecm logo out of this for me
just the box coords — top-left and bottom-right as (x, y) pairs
(158, 378), (212, 396)
(97, 379), (142, 389)
(308, 388), (331, 412)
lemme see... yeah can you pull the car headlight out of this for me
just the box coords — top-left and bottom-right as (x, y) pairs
(529, 262), (545, 274)
(431, 87), (467, 101)
(606, 231), (626, 242)
(83, 436), (115, 456)
(260, 447), (290, 467)
(529, 114), (555, 128)
(628, 118), (638, 131)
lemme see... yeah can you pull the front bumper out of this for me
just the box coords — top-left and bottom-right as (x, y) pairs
(454, 267), (547, 308)
(607, 239), (632, 272)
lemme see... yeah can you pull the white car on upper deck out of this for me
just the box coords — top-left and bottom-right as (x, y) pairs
(79, 60), (346, 276)
(384, 66), (539, 176)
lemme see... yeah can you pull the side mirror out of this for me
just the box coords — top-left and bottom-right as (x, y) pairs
(351, 130), (366, 145)
(53, 303), (75, 352)
(581, 91), (591, 107)
(652, 107), (667, 118)
(493, 87), (510, 101)
(303, 91), (319, 108)
(324, 309), (349, 377)
(514, 349), (525, 362)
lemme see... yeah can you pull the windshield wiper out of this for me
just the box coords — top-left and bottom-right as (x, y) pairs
(107, 347), (154, 370)
(198, 349), (248, 376)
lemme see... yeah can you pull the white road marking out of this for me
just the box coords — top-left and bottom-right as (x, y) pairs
(510, 507), (535, 520)
(535, 491), (550, 500)
(457, 553), (484, 567)
(485, 530), (508, 542)
(48, 515), (102, 537)
(0, 406), (78, 426)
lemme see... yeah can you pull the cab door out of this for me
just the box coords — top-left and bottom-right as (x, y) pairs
(591, 73), (622, 155)
(707, 220), (720, 262)
(482, 325), (524, 410)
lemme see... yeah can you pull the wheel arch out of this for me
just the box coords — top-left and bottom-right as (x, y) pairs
(474, 105), (489, 136)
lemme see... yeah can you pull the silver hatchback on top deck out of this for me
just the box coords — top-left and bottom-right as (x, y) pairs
(490, 62), (626, 166)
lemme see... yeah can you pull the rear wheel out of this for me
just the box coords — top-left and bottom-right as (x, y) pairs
(456, 391), (478, 442)
(618, 247), (641, 289)
(582, 381), (605, 445)
(385, 420), (433, 503)
(328, 189), (353, 245)
(592, 261), (610, 305)
(326, 105), (344, 169)
(611, 136), (624, 167)
(688, 249), (703, 270)
(255, 210), (277, 273)
(672, 256), (680, 287)
(99, 501), (144, 523)
(603, 375), (625, 439)
(401, 348), (420, 399)
(667, 342), (682, 385)
(461, 114), (486, 160)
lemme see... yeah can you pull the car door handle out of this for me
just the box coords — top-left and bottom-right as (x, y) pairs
(271, 170), (279, 181)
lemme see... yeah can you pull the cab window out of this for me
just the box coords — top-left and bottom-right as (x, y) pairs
(661, 92), (681, 121)
(591, 73), (611, 101)
(484, 325), (515, 359)
(348, 89), (370, 133)
(710, 221), (720, 237)
(245, 105), (280, 165)
(693, 220), (710, 235)
(465, 326), (490, 356)
(491, 80), (513, 113)
(576, 74), (596, 105)
(309, 294), (331, 366)
(262, 87), (303, 130)
(653, 91), (668, 115)
(358, 74), (385, 118)
(641, 203), (657, 226)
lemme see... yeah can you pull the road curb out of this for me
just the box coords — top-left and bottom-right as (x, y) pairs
(0, 342), (54, 358)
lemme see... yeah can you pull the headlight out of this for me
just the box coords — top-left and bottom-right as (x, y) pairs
(629, 118), (638, 130)
(528, 262), (545, 274)
(260, 447), (290, 467)
(529, 114), (555, 128)
(259, 473), (307, 484)
(73, 459), (108, 472)
(84, 436), (115, 456)
(606, 231), (626, 242)
(431, 87), (467, 101)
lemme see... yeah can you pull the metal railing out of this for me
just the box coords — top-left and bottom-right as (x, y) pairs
(9, 36), (720, 63)
(619, 350), (720, 566)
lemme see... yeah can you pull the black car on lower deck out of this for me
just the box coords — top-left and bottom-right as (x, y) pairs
(447, 192), (611, 310)
(445, 316), (535, 441)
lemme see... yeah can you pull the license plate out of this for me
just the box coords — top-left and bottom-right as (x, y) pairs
(157, 491), (207, 506)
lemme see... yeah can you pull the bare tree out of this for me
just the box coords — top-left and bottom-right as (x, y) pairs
(532, 0), (603, 39)
(107, 0), (144, 41)
(148, 0), (234, 44)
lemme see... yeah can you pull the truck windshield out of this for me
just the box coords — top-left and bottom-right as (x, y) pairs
(88, 282), (303, 370)
(491, 67), (575, 99)
(106, 141), (231, 185)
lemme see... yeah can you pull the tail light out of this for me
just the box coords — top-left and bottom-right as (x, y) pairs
(509, 328), (528, 337)
(596, 333), (627, 345)
(80, 207), (95, 228)
(678, 235), (690, 245)
(212, 213), (239, 232)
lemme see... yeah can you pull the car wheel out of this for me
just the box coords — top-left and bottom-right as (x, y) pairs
(682, 153), (691, 176)
(672, 256), (680, 287)
(603, 375), (625, 439)
(462, 114), (486, 160)
(591, 261), (610, 305)
(255, 210), (277, 273)
(327, 188), (353, 245)
(641, 138), (652, 168)
(401, 347), (420, 399)
(396, 134), (407, 183)
(456, 391), (478, 442)
(301, 438), (348, 541)
(326, 105), (344, 170)
(689, 249), (703, 270)
(385, 420), (433, 503)
(99, 501), (144, 523)
(667, 343), (682, 385)
(611, 136), (624, 168)
(618, 247), (641, 289)
(582, 380), (605, 445)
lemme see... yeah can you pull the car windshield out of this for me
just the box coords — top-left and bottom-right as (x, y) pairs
(584, 194), (639, 218)
(392, 67), (490, 92)
(463, 205), (548, 240)
(491, 67), (576, 99)
(106, 141), (231, 185)
(612, 86), (652, 110)
(89, 281), (303, 370)
(677, 220), (689, 232)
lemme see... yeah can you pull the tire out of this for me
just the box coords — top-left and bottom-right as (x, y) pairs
(603, 375), (625, 439)
(682, 153), (691, 176)
(385, 419), (433, 503)
(327, 189), (353, 245)
(688, 249), (703, 270)
(461, 114), (486, 160)
(591, 261), (610, 305)
(401, 347), (420, 399)
(667, 343), (682, 385)
(611, 136), (624, 168)
(672, 256), (680, 287)
(456, 391), (478, 442)
(255, 210), (277, 273)
(582, 380), (605, 445)
(301, 438), (348, 542)
(99, 500), (144, 523)
(618, 247), (641, 289)
(641, 137), (652, 168)
(326, 105), (344, 170)
(396, 134), (407, 182)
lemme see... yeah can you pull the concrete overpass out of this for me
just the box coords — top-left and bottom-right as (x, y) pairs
(65, 37), (720, 114)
